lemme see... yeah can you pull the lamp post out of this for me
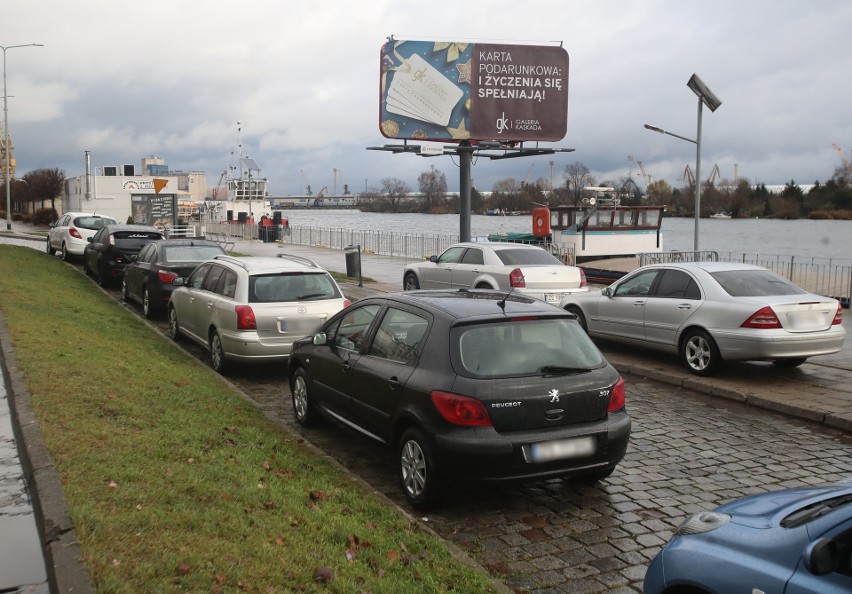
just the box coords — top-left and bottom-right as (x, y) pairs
(644, 73), (721, 252)
(3, 43), (44, 230)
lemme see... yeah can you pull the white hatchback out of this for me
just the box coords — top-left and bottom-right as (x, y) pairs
(403, 241), (588, 303)
(47, 212), (117, 260)
(167, 254), (350, 373)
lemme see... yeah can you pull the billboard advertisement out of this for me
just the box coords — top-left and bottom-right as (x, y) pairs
(379, 39), (569, 143)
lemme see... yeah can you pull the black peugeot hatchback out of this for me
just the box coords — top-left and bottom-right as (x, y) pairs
(83, 224), (165, 287)
(288, 289), (630, 509)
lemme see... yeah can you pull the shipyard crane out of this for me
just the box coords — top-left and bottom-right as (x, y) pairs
(333, 168), (347, 195)
(212, 170), (228, 199)
(706, 164), (721, 185)
(683, 165), (695, 185)
(637, 160), (652, 186)
(833, 144), (850, 168)
(300, 169), (313, 195)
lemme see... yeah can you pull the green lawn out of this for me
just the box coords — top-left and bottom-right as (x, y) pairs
(0, 245), (499, 593)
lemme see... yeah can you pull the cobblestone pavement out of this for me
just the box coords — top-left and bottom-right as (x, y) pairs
(206, 354), (852, 593)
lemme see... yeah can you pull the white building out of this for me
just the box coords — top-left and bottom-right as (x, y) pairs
(61, 156), (207, 224)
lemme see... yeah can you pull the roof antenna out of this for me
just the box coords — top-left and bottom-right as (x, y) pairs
(497, 286), (515, 313)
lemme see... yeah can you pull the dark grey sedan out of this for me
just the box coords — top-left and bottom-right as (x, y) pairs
(122, 239), (226, 318)
(287, 290), (630, 509)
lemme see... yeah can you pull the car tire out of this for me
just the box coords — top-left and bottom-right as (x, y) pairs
(61, 242), (72, 262)
(403, 273), (420, 291)
(83, 257), (93, 276)
(565, 305), (588, 332)
(680, 329), (721, 376)
(210, 330), (228, 373)
(121, 277), (129, 301)
(291, 367), (319, 427)
(773, 357), (807, 368)
(397, 427), (442, 510)
(142, 286), (154, 319)
(167, 307), (182, 342)
(46, 239), (56, 256)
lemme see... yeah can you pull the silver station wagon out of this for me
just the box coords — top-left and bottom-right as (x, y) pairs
(167, 254), (350, 373)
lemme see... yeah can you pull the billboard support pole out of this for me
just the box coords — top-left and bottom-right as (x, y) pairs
(459, 141), (472, 242)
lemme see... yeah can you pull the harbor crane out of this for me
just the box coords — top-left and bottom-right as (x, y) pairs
(683, 165), (695, 185)
(833, 144), (850, 168)
(706, 164), (721, 185)
(300, 169), (313, 195)
(637, 160), (652, 185)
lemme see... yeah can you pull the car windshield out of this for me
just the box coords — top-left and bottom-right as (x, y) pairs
(74, 216), (116, 230)
(163, 245), (226, 263)
(250, 272), (341, 303)
(712, 270), (807, 297)
(495, 248), (561, 266)
(452, 317), (604, 377)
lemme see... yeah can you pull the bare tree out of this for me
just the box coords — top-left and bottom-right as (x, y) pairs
(381, 177), (411, 213)
(417, 165), (448, 212)
(563, 162), (594, 205)
(22, 168), (65, 216)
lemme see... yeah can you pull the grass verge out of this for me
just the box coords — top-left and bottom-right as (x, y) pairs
(0, 245), (498, 593)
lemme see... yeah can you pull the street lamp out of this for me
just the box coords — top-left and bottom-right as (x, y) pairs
(3, 43), (44, 231)
(644, 73), (721, 252)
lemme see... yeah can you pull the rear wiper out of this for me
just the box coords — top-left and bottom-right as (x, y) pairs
(539, 365), (591, 375)
(297, 293), (326, 300)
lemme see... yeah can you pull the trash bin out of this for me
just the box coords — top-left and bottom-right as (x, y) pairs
(345, 246), (361, 278)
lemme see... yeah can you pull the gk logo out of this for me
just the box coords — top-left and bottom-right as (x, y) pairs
(548, 389), (560, 403)
(495, 112), (509, 134)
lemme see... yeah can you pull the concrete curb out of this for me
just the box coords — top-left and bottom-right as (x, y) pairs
(0, 309), (96, 593)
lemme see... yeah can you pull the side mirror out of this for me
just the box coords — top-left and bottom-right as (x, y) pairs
(429, 255), (439, 263)
(803, 538), (839, 575)
(312, 332), (328, 346)
(603, 287), (612, 297)
(171, 277), (186, 287)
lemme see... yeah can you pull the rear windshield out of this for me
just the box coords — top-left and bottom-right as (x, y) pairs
(250, 272), (342, 303)
(711, 270), (807, 297)
(452, 317), (604, 377)
(162, 245), (226, 263)
(74, 216), (116, 230)
(496, 248), (561, 266)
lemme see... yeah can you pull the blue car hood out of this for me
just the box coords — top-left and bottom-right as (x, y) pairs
(718, 480), (852, 529)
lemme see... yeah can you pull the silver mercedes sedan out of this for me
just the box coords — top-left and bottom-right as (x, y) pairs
(559, 261), (846, 375)
(403, 242), (588, 304)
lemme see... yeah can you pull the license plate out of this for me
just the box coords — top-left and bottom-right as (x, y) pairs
(280, 318), (320, 334)
(544, 293), (565, 303)
(530, 436), (595, 463)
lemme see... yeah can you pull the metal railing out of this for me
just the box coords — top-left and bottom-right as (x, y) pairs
(203, 222), (851, 305)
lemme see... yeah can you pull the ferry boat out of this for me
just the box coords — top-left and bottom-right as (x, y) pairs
(489, 187), (665, 265)
(206, 125), (271, 223)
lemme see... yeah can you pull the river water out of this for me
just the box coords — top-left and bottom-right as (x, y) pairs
(278, 210), (852, 262)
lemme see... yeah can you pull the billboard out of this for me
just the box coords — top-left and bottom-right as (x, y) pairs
(380, 39), (569, 143)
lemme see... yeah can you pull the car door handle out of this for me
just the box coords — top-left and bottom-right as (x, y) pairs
(678, 303), (692, 310)
(388, 377), (401, 390)
(633, 301), (645, 307)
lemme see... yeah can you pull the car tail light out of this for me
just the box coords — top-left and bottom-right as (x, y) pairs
(833, 304), (843, 325)
(741, 306), (782, 329)
(158, 270), (179, 284)
(430, 391), (493, 427)
(509, 268), (526, 288)
(235, 305), (257, 330)
(579, 268), (587, 288)
(608, 377), (625, 412)
(69, 227), (82, 239)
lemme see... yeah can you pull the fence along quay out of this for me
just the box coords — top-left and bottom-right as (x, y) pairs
(203, 221), (851, 307)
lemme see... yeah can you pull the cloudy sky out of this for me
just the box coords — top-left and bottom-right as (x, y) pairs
(6, 0), (851, 195)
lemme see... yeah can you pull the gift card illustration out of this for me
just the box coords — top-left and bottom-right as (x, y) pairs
(387, 53), (463, 127)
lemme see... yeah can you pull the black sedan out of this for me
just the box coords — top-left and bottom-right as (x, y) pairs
(83, 224), (165, 287)
(122, 239), (226, 318)
(287, 289), (631, 509)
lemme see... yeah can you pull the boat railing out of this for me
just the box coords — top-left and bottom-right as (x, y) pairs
(639, 251), (720, 266)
